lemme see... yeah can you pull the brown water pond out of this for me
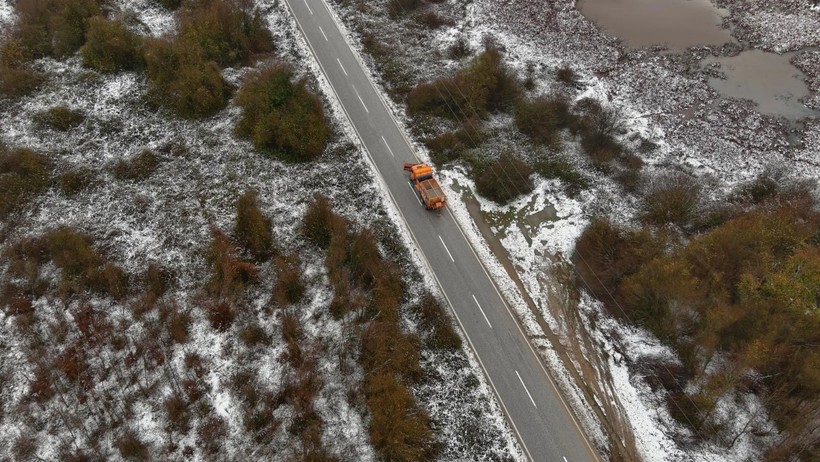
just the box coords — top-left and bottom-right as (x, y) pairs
(701, 50), (820, 120)
(577, 0), (733, 50)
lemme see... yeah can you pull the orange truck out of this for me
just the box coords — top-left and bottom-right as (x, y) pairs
(403, 163), (446, 210)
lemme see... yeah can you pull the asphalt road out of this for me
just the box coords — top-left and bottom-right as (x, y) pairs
(282, 1), (602, 461)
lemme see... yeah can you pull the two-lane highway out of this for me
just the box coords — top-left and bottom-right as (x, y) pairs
(282, 1), (602, 460)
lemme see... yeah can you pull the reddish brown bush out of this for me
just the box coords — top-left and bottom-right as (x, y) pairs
(80, 16), (143, 73)
(206, 229), (258, 298)
(207, 302), (235, 332)
(112, 149), (160, 181)
(197, 416), (227, 454)
(273, 254), (305, 306)
(167, 310), (191, 343)
(28, 364), (54, 403)
(165, 395), (191, 432)
(301, 194), (343, 249)
(234, 189), (274, 261)
(239, 323), (269, 347)
(116, 431), (149, 460)
(58, 168), (95, 195)
(413, 294), (461, 351)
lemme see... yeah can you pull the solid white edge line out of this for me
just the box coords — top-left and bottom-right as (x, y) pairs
(381, 136), (395, 157)
(438, 235), (455, 263)
(336, 57), (347, 76)
(318, 25), (328, 41)
(472, 294), (493, 329)
(444, 207), (602, 461)
(516, 370), (538, 409)
(408, 183), (423, 206)
(285, 2), (536, 460)
(564, 457), (569, 462)
(352, 85), (368, 113)
(302, 0), (313, 15)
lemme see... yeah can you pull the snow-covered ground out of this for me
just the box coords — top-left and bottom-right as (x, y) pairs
(0, 0), (521, 459)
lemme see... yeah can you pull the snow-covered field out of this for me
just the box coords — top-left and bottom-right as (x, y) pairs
(0, 0), (521, 459)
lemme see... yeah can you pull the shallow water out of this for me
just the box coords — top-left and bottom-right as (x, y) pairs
(702, 50), (819, 120)
(577, 0), (733, 50)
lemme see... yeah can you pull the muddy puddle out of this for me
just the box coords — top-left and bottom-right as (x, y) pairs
(701, 50), (820, 120)
(451, 179), (557, 247)
(577, 0), (733, 50)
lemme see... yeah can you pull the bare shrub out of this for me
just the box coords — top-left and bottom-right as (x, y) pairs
(206, 229), (258, 298)
(13, 435), (38, 461)
(416, 10), (453, 29)
(234, 189), (274, 261)
(0, 147), (51, 218)
(207, 302), (235, 332)
(167, 310), (191, 343)
(515, 96), (573, 148)
(273, 254), (305, 306)
(448, 36), (471, 60)
(556, 65), (577, 85)
(116, 430), (149, 460)
(33, 106), (85, 131)
(239, 323), (269, 347)
(301, 194), (340, 249)
(112, 150), (160, 181)
(388, 0), (423, 17)
(413, 294), (461, 351)
(165, 395), (191, 433)
(58, 168), (95, 195)
(197, 415), (227, 454)
(641, 172), (702, 228)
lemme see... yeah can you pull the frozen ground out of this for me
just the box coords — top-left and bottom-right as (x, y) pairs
(0, 0), (520, 460)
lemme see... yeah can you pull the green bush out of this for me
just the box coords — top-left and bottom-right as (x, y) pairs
(235, 65), (330, 161)
(33, 106), (85, 131)
(142, 37), (228, 118)
(473, 152), (533, 204)
(112, 149), (160, 181)
(234, 189), (274, 261)
(515, 96), (573, 148)
(80, 17), (143, 73)
(424, 119), (484, 166)
(0, 147), (51, 218)
(15, 0), (103, 59)
(179, 0), (273, 67)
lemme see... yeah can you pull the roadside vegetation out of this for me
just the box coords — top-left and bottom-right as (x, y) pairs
(575, 171), (820, 459)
